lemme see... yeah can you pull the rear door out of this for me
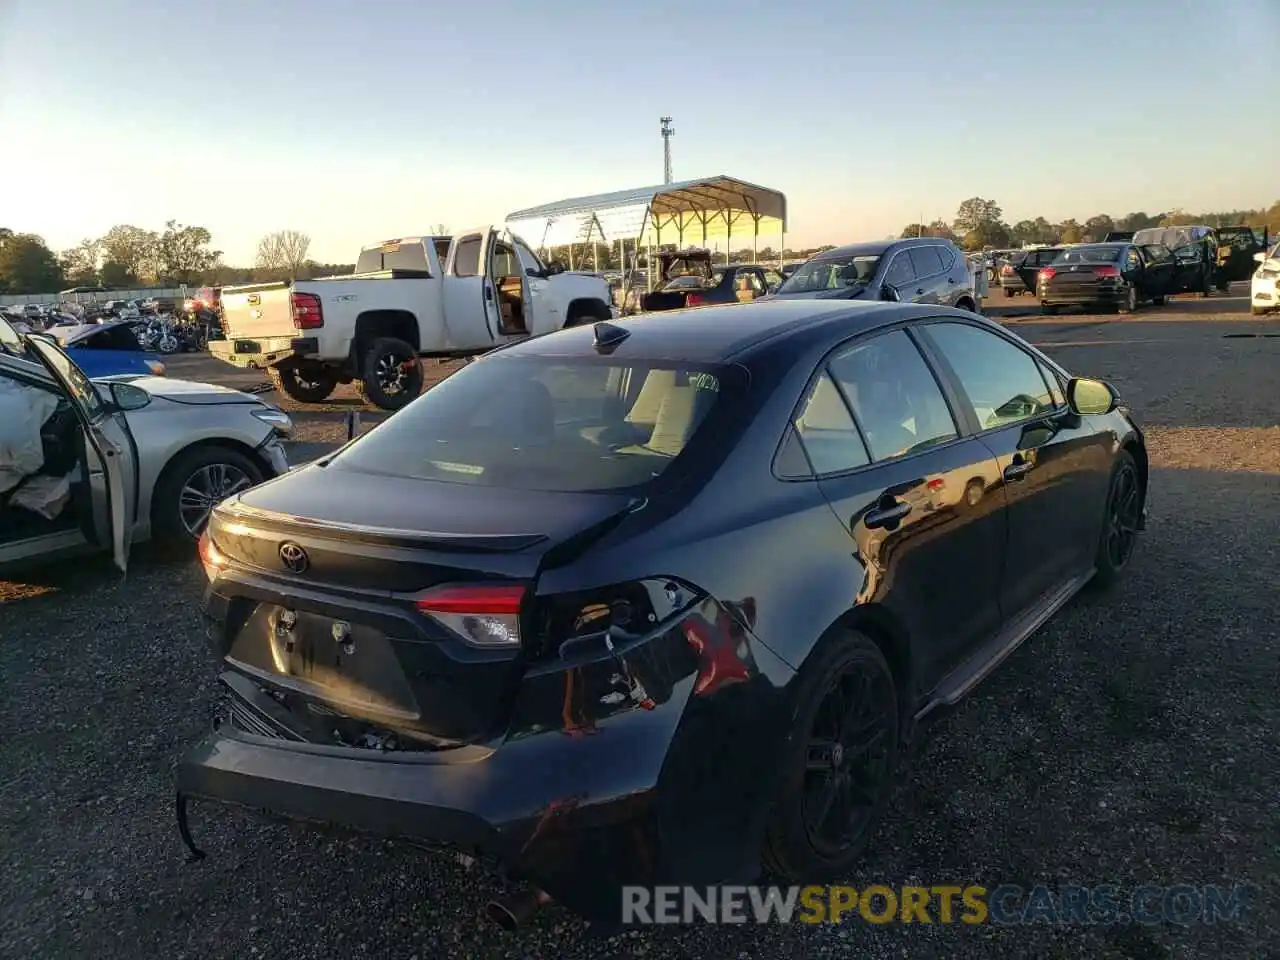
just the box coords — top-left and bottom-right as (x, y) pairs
(441, 228), (501, 349)
(1017, 249), (1057, 292)
(803, 328), (1007, 683)
(1141, 245), (1176, 296)
(907, 246), (948, 304)
(25, 335), (139, 572)
(916, 319), (1111, 617)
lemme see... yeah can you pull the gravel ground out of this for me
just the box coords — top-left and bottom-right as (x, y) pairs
(2, 316), (1277, 959)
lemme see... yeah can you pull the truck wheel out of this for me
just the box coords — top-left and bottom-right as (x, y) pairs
(269, 362), (338, 403)
(356, 337), (423, 411)
(565, 305), (611, 328)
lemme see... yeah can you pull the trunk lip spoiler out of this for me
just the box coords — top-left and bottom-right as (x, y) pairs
(217, 499), (550, 553)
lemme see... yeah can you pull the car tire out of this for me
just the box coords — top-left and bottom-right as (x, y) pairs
(762, 629), (899, 881)
(1090, 450), (1142, 589)
(269, 362), (338, 403)
(565, 305), (611, 328)
(152, 444), (264, 545)
(1151, 295), (1167, 306)
(1041, 304), (1059, 315)
(356, 337), (423, 411)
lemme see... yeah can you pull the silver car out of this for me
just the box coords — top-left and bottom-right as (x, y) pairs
(0, 315), (291, 574)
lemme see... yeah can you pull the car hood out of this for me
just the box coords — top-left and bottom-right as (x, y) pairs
(116, 375), (261, 405)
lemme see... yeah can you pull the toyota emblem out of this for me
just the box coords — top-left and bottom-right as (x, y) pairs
(278, 541), (309, 573)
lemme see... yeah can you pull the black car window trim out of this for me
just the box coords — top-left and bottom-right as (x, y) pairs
(911, 318), (1067, 437)
(771, 320), (970, 483)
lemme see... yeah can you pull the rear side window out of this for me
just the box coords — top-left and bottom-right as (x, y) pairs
(791, 372), (869, 474)
(452, 237), (482, 276)
(355, 243), (432, 274)
(828, 330), (957, 462)
(908, 246), (946, 277)
(331, 356), (731, 492)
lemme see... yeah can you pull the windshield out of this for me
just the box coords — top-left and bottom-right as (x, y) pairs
(1052, 246), (1122, 265)
(330, 355), (732, 492)
(778, 255), (881, 293)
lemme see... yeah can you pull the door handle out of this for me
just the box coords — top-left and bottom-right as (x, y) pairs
(484, 286), (493, 301)
(863, 499), (912, 530)
(1003, 457), (1034, 482)
(915, 288), (925, 296)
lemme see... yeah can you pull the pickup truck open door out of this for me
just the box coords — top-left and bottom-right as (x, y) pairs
(442, 227), (503, 350)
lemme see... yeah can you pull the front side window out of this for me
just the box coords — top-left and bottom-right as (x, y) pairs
(924, 322), (1056, 430)
(882, 253), (915, 287)
(908, 246), (946, 278)
(330, 356), (731, 492)
(827, 330), (957, 462)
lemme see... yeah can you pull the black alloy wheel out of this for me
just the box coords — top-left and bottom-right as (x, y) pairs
(764, 631), (899, 880)
(802, 661), (897, 856)
(1093, 451), (1141, 587)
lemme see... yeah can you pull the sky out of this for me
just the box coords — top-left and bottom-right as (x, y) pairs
(1, 0), (1277, 265)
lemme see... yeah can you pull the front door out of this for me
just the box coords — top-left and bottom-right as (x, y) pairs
(511, 235), (558, 334)
(24, 336), (139, 571)
(916, 320), (1111, 618)
(879, 250), (918, 301)
(487, 230), (531, 339)
(808, 329), (1007, 684)
(441, 227), (501, 350)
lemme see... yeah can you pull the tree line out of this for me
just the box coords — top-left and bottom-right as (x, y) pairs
(900, 197), (1279, 250)
(3, 199), (1275, 296)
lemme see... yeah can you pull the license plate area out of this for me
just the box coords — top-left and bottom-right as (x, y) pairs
(226, 603), (420, 720)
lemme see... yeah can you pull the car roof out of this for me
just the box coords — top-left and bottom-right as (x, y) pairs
(495, 300), (976, 364)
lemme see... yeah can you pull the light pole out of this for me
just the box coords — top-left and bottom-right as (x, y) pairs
(660, 117), (674, 185)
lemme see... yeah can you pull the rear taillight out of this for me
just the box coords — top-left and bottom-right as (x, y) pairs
(685, 294), (704, 307)
(1000, 265), (1014, 275)
(1039, 267), (1057, 280)
(1094, 265), (1120, 278)
(417, 583), (526, 648)
(197, 529), (226, 581)
(291, 291), (324, 329)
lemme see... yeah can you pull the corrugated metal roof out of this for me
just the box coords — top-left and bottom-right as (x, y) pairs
(506, 175), (786, 247)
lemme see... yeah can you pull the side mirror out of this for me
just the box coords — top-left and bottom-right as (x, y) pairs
(1066, 377), (1117, 416)
(880, 283), (900, 302)
(110, 381), (152, 411)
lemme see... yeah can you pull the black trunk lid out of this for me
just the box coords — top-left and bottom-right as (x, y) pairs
(205, 464), (639, 747)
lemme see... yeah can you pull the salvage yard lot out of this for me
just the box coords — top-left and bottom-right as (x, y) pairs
(2, 308), (1278, 959)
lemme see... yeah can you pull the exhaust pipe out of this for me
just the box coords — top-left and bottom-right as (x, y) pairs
(484, 888), (552, 931)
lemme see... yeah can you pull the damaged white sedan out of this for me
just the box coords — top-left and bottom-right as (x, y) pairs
(0, 314), (292, 574)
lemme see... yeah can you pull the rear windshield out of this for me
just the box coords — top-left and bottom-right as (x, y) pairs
(355, 242), (432, 274)
(331, 355), (732, 492)
(1052, 246), (1122, 264)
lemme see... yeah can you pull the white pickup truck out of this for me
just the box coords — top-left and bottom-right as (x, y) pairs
(210, 225), (614, 410)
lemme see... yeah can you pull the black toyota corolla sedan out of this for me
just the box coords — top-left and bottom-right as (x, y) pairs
(179, 300), (1148, 928)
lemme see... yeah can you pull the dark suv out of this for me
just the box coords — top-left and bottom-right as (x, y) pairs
(768, 238), (979, 312)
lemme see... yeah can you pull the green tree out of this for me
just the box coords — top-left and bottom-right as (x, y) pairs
(954, 197), (1004, 234)
(59, 239), (101, 286)
(98, 224), (157, 283)
(1160, 208), (1196, 227)
(961, 222), (1011, 251)
(0, 233), (65, 294)
(154, 220), (220, 284)
(1058, 219), (1084, 243)
(1083, 215), (1115, 241)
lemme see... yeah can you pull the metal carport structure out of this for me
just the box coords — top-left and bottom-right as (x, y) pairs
(505, 175), (788, 284)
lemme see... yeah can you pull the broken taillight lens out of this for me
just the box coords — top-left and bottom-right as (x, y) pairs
(197, 529), (226, 581)
(417, 583), (527, 649)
